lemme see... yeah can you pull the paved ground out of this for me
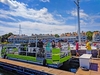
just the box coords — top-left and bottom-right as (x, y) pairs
(75, 58), (100, 75)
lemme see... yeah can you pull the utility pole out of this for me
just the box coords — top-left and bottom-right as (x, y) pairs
(74, 0), (81, 45)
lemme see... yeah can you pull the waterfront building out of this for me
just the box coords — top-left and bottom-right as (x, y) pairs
(8, 34), (55, 44)
(92, 31), (100, 42)
(8, 35), (29, 44)
(76, 31), (87, 43)
(60, 31), (87, 43)
(8, 32), (88, 44)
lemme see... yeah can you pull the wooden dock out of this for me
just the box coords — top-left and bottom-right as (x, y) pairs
(0, 58), (100, 75)
(0, 58), (74, 75)
(76, 59), (100, 75)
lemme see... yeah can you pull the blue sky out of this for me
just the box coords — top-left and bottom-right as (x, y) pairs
(0, 0), (100, 35)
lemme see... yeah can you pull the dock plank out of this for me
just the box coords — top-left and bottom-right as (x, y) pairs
(76, 67), (91, 75)
(0, 58), (100, 75)
(76, 59), (100, 75)
(0, 58), (74, 75)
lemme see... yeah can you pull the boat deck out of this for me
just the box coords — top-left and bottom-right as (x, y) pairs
(0, 58), (100, 75)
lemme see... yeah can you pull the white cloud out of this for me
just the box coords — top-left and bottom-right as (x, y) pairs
(0, 0), (62, 24)
(0, 0), (76, 35)
(0, 20), (75, 35)
(67, 8), (100, 32)
(68, 9), (89, 20)
(0, 14), (16, 21)
(40, 0), (50, 2)
(1, 0), (99, 35)
(80, 20), (87, 25)
(0, 25), (18, 35)
(0, 0), (18, 9)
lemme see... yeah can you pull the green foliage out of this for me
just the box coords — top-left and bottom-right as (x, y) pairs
(1, 47), (7, 55)
(86, 31), (93, 41)
(55, 34), (59, 37)
(12, 48), (18, 54)
(1, 32), (13, 42)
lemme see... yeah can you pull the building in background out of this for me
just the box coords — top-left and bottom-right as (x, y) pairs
(8, 34), (55, 44)
(8, 35), (29, 44)
(8, 32), (87, 44)
(60, 31), (87, 44)
(92, 31), (100, 42)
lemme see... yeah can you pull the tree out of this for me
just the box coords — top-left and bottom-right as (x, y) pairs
(1, 36), (5, 42)
(8, 32), (13, 36)
(55, 34), (59, 37)
(1, 32), (13, 42)
(86, 31), (93, 41)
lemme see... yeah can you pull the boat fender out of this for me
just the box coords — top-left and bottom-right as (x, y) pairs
(43, 59), (47, 66)
(3, 54), (7, 59)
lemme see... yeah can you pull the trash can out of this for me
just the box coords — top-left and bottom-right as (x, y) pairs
(79, 54), (92, 69)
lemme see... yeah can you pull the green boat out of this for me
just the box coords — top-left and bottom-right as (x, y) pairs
(1, 35), (71, 68)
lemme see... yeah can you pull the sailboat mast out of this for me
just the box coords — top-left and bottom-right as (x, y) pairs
(74, 0), (81, 45)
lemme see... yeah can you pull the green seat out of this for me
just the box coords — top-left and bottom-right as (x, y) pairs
(47, 48), (71, 64)
(52, 48), (60, 54)
(52, 48), (60, 63)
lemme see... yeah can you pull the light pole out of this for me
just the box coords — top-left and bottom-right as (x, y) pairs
(74, 0), (81, 45)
